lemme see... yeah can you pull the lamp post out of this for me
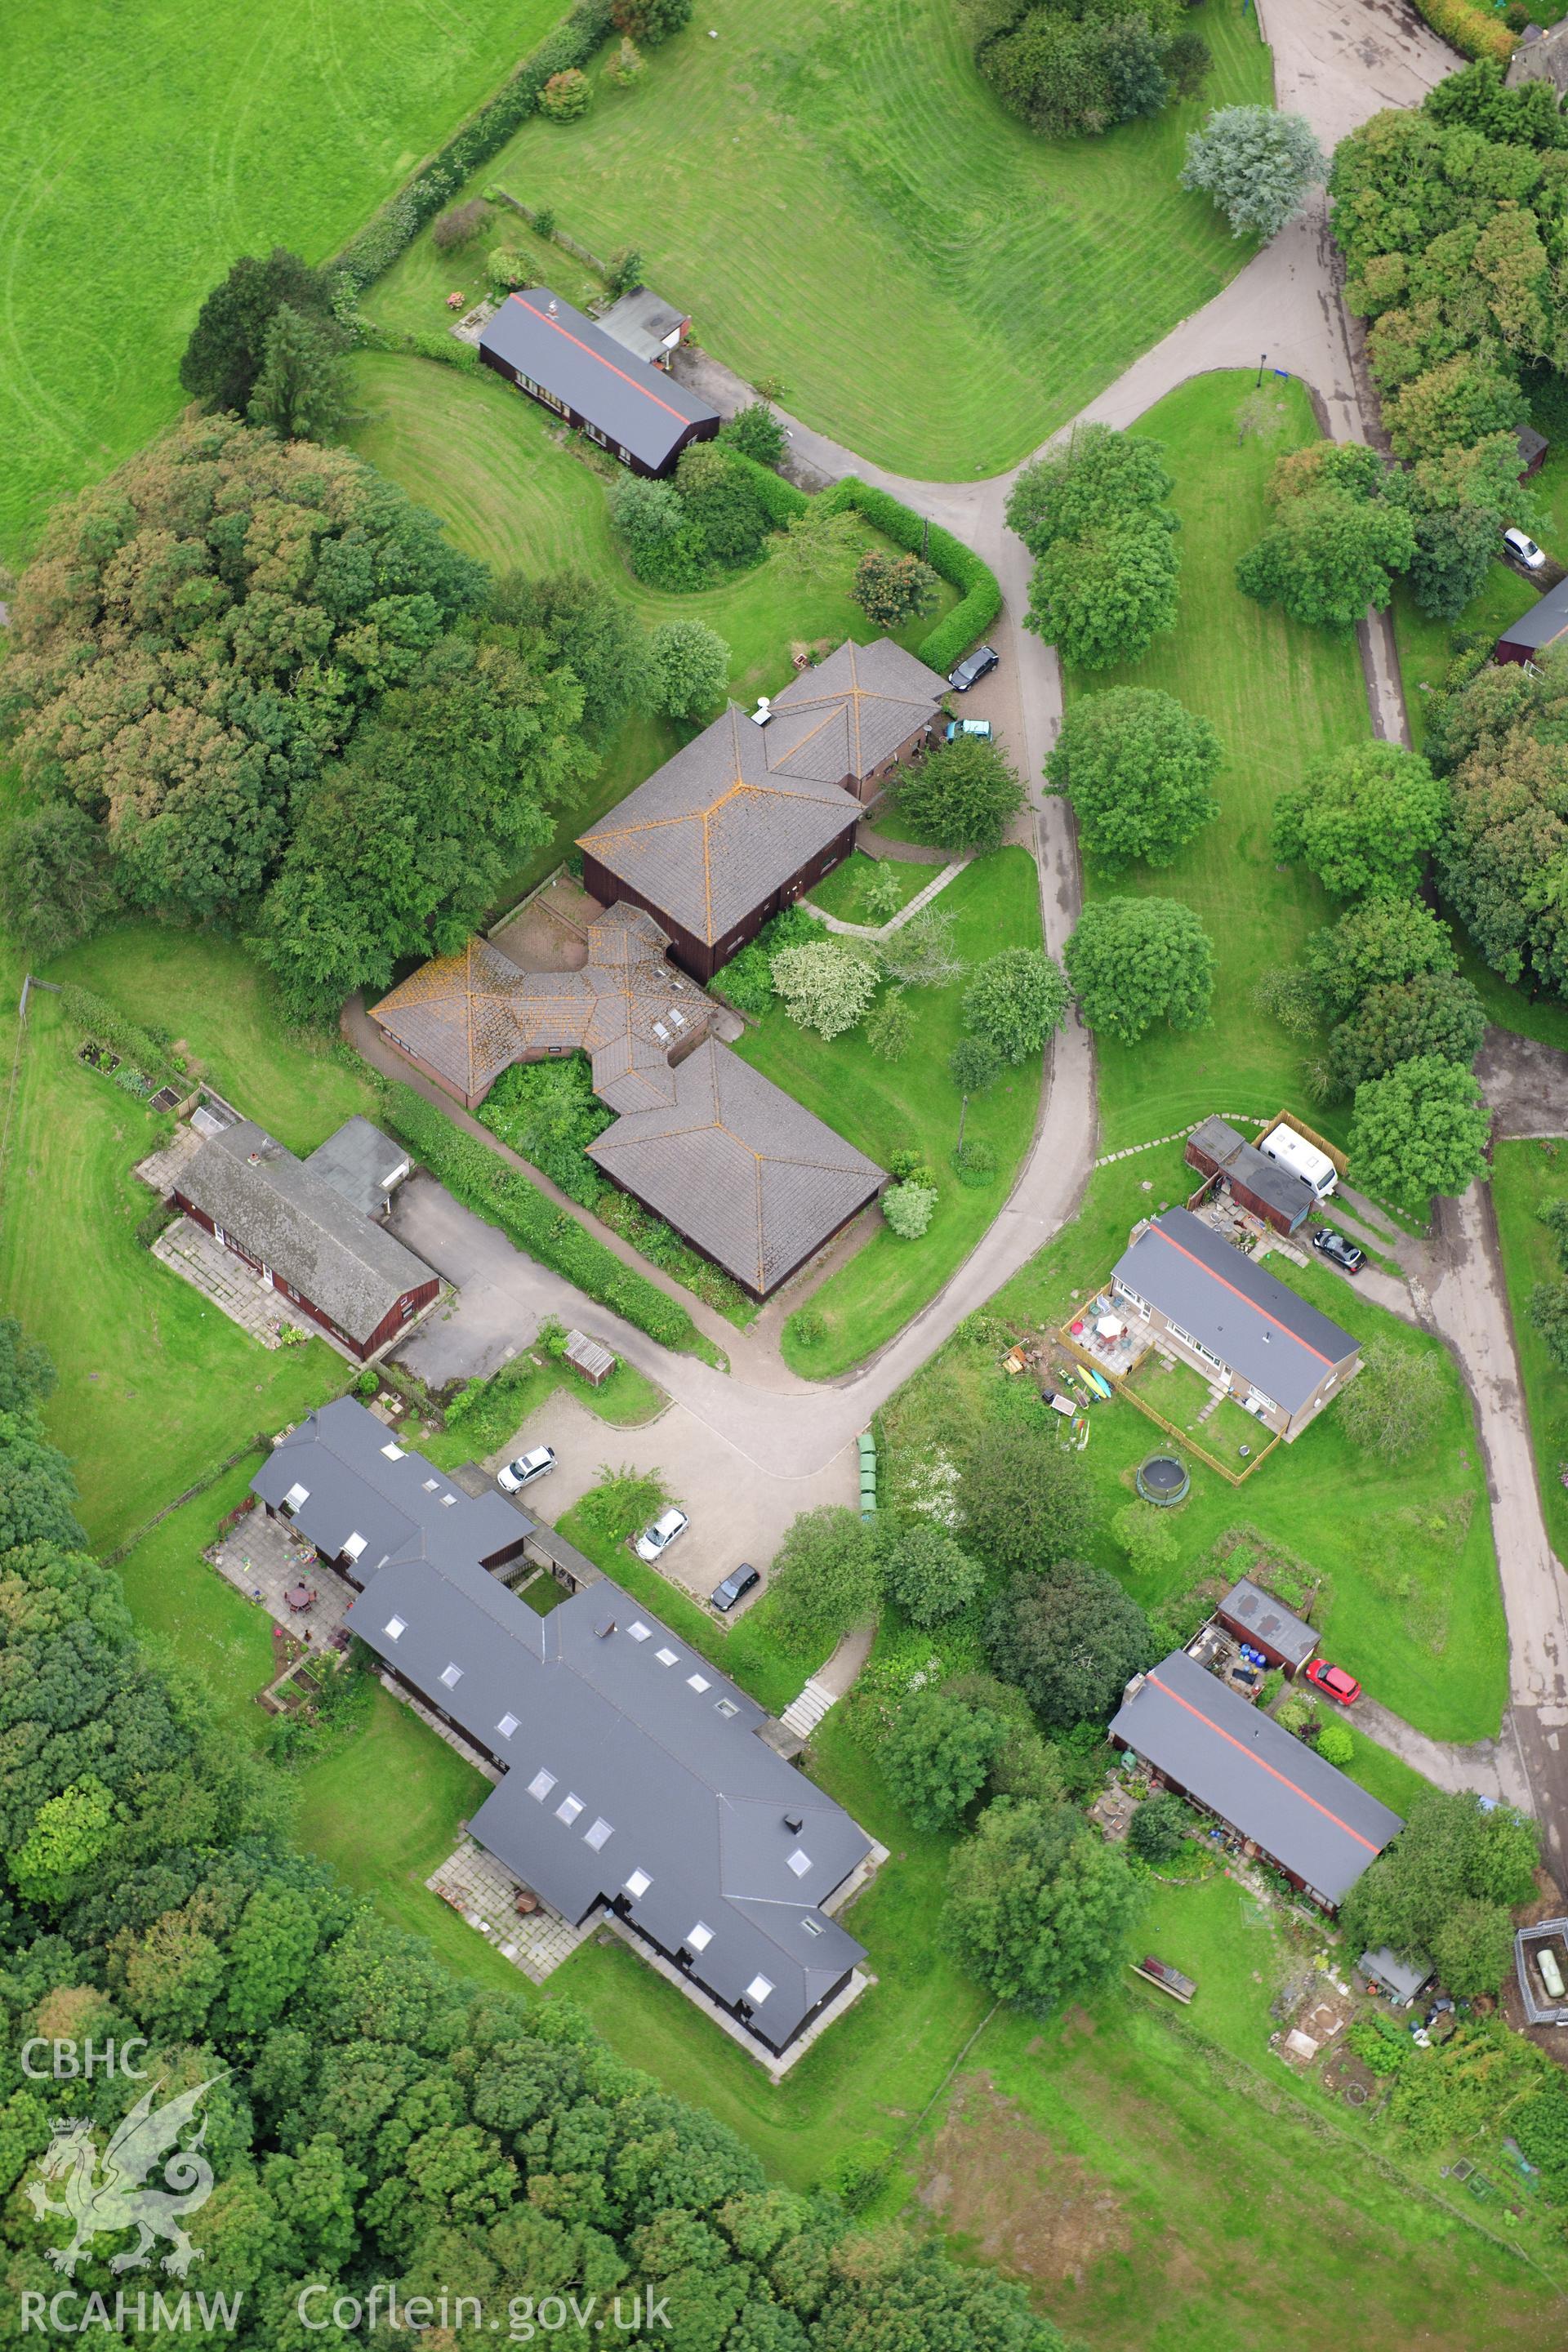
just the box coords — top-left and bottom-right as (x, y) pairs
(1256, 353), (1267, 388)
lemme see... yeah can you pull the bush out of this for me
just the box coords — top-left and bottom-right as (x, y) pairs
(894, 734), (1026, 855)
(431, 199), (492, 252)
(606, 246), (644, 298)
(951, 1138), (997, 1187)
(851, 549), (941, 630)
(883, 1182), (938, 1240)
(1180, 106), (1326, 241)
(719, 405), (786, 467)
(771, 941), (880, 1039)
(963, 948), (1070, 1063)
(648, 617), (730, 718)
(602, 34), (646, 86)
(824, 477), (1002, 675)
(711, 902), (823, 1015)
(487, 246), (530, 292)
(1316, 1721), (1354, 1766)
(1405, 0), (1514, 63)
(788, 1307), (826, 1349)
(539, 68), (594, 120)
(382, 1083), (702, 1352)
(1128, 1793), (1188, 1863)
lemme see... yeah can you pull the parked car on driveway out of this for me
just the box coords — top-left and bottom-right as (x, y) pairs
(710, 1563), (760, 1614)
(497, 1446), (555, 1493)
(944, 716), (992, 741)
(1312, 1227), (1365, 1275)
(1306, 1658), (1361, 1706)
(947, 644), (1000, 692)
(635, 1506), (689, 1563)
(1504, 525), (1547, 570)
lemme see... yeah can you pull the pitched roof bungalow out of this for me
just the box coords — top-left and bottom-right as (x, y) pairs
(171, 1119), (437, 1361)
(1111, 1206), (1360, 1439)
(579, 638), (947, 982)
(586, 1038), (885, 1298)
(1111, 1649), (1402, 1910)
(252, 1400), (875, 2056)
(1495, 573), (1568, 666)
(479, 288), (719, 475)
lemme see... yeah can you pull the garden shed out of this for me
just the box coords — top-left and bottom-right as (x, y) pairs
(564, 1329), (616, 1386)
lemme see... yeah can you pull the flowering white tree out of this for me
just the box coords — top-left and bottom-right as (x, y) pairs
(769, 942), (879, 1039)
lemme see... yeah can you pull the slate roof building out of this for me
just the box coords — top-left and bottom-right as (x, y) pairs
(586, 1038), (885, 1297)
(1495, 573), (1568, 666)
(478, 288), (719, 475)
(1185, 1116), (1316, 1237)
(370, 907), (886, 1298)
(1111, 1206), (1360, 1439)
(598, 285), (690, 370)
(1214, 1577), (1321, 1677)
(370, 903), (717, 1113)
(171, 1120), (438, 1361)
(252, 1401), (875, 2056)
(1110, 1649), (1402, 1910)
(579, 639), (947, 980)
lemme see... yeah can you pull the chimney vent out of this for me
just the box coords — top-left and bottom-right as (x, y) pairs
(595, 1618), (617, 1640)
(784, 1811), (804, 1834)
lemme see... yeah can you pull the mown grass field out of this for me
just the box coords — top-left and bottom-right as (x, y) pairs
(384, 0), (1272, 479)
(0, 0), (566, 561)
(732, 851), (1044, 1376)
(967, 1150), (1508, 1745)
(1065, 372), (1371, 1154)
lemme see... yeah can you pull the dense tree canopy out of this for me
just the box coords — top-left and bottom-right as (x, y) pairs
(765, 1507), (883, 1653)
(960, 1428), (1098, 1575)
(1347, 1054), (1492, 1215)
(984, 1563), (1156, 1728)
(877, 1521), (985, 1628)
(1327, 971), (1485, 1091)
(966, 0), (1203, 140)
(771, 941), (880, 1039)
(1236, 442), (1416, 631)
(491, 569), (648, 743)
(1064, 897), (1214, 1044)
(880, 1687), (1008, 1829)
(941, 1797), (1144, 2011)
(1272, 742), (1447, 900)
(1, 416), (496, 959)
(1045, 686), (1221, 872)
(1304, 898), (1459, 1022)
(1431, 652), (1568, 995)
(247, 305), (352, 444)
(648, 616), (731, 717)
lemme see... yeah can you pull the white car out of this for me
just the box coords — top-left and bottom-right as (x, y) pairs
(1504, 526), (1547, 570)
(497, 1446), (555, 1493)
(635, 1506), (689, 1562)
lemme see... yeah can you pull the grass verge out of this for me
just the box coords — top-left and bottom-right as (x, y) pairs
(1491, 1138), (1568, 1565)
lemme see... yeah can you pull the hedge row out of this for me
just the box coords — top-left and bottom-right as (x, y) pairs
(1407, 0), (1513, 63)
(328, 0), (616, 290)
(357, 317), (482, 373)
(53, 984), (174, 1084)
(724, 457), (1001, 674)
(828, 476), (1003, 675)
(381, 1081), (704, 1354)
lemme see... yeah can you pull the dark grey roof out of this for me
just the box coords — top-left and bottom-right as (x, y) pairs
(587, 1039), (884, 1293)
(304, 1117), (412, 1219)
(1508, 20), (1568, 87)
(1497, 573), (1568, 653)
(598, 286), (688, 366)
(1517, 425), (1549, 467)
(1111, 1650), (1401, 1905)
(1188, 1117), (1316, 1232)
(177, 1121), (433, 1344)
(252, 1401), (871, 2049)
(479, 289), (717, 470)
(1113, 1208), (1358, 1416)
(1216, 1577), (1319, 1670)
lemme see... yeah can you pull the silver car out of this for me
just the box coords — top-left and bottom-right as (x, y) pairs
(497, 1445), (555, 1493)
(635, 1507), (689, 1562)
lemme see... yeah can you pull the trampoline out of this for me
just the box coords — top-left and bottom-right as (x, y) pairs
(1136, 1454), (1191, 1508)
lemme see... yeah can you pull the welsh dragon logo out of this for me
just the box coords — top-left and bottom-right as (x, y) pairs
(25, 2076), (224, 2279)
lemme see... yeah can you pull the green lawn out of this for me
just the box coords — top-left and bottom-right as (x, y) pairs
(379, 0), (1273, 480)
(0, 991), (346, 1552)
(1067, 373), (1371, 1154)
(421, 1353), (665, 1472)
(0, 0), (568, 561)
(806, 852), (932, 924)
(924, 1152), (1508, 1744)
(1491, 1139), (1568, 1565)
(295, 1681), (528, 1998)
(116, 1461), (280, 1747)
(730, 850), (1044, 1377)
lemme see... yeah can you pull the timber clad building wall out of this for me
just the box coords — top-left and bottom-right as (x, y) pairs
(477, 288), (719, 476)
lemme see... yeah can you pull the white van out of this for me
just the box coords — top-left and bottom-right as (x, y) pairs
(1258, 1122), (1338, 1202)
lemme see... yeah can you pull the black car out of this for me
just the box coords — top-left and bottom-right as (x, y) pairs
(1312, 1227), (1365, 1275)
(710, 1563), (760, 1615)
(947, 644), (1000, 692)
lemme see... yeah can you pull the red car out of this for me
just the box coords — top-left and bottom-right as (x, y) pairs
(1306, 1659), (1361, 1707)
